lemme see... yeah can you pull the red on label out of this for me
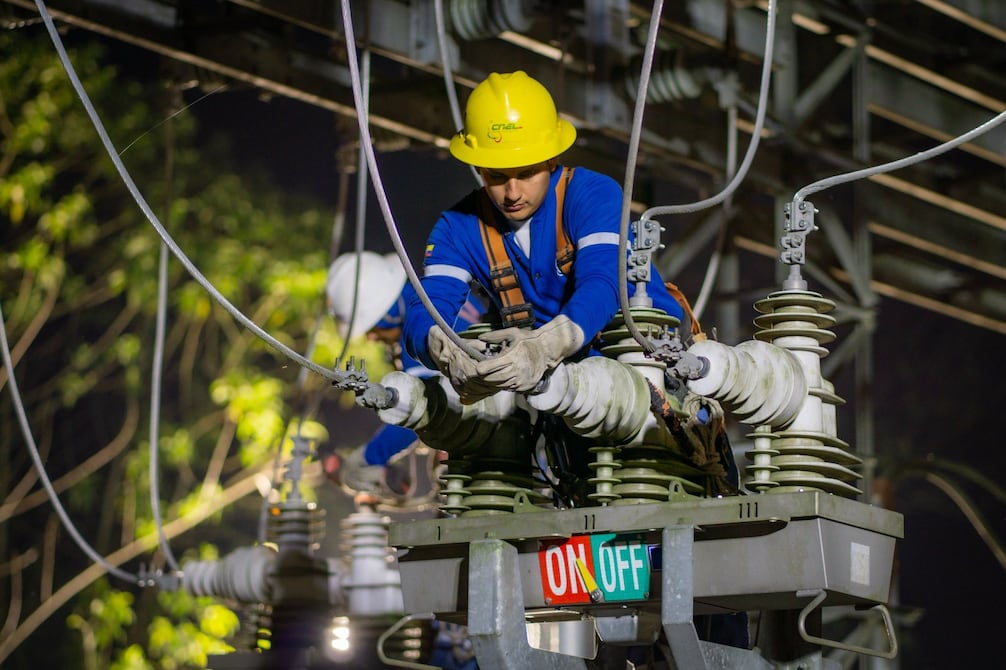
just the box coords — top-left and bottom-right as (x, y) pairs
(538, 537), (594, 605)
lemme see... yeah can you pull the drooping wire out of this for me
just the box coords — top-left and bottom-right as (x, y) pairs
(335, 47), (371, 364)
(638, 5), (777, 219)
(616, 0), (665, 316)
(31, 0), (344, 384)
(149, 242), (179, 572)
(617, 0), (778, 352)
(433, 0), (481, 186)
(118, 82), (228, 156)
(147, 92), (180, 572)
(338, 0), (485, 360)
(793, 109), (1006, 204)
(692, 77), (740, 320)
(911, 457), (1006, 506)
(896, 468), (1006, 572)
(0, 301), (138, 584)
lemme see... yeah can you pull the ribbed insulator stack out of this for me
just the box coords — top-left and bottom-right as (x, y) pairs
(449, 414), (549, 516)
(229, 602), (271, 651)
(266, 500), (325, 553)
(181, 545), (275, 604)
(377, 371), (545, 516)
(449, 0), (531, 40)
(750, 289), (862, 497)
(462, 471), (550, 515)
(625, 51), (704, 104)
(592, 308), (702, 504)
(610, 445), (706, 504)
(587, 445), (621, 505)
(341, 507), (403, 616)
(438, 467), (473, 516)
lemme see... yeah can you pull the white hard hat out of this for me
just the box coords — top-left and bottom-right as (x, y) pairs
(325, 251), (407, 339)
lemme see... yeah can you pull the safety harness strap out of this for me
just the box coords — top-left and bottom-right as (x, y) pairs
(554, 167), (575, 275)
(663, 281), (705, 339)
(477, 167), (575, 328)
(478, 193), (535, 328)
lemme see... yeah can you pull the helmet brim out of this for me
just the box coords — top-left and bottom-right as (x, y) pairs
(449, 119), (577, 169)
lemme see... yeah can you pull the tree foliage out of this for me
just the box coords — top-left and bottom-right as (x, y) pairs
(0, 27), (391, 668)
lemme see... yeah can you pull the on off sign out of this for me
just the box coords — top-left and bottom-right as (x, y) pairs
(538, 533), (651, 605)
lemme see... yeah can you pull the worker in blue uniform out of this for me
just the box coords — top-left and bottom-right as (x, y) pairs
(402, 70), (684, 401)
(323, 250), (482, 491)
(324, 251), (483, 670)
(400, 70), (749, 651)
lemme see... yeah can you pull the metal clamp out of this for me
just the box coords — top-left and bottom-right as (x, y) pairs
(627, 218), (665, 283)
(780, 200), (818, 267)
(796, 589), (899, 660)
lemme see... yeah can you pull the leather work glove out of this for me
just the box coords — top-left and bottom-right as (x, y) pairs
(474, 314), (585, 392)
(327, 445), (384, 493)
(427, 326), (497, 404)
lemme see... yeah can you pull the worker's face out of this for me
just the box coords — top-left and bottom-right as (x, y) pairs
(478, 159), (556, 223)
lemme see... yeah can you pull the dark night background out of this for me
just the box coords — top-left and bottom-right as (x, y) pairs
(16, 28), (1006, 669)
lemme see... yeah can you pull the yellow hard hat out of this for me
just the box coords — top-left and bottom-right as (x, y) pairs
(449, 71), (577, 169)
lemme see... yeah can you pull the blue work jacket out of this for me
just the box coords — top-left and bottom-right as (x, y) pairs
(402, 165), (683, 369)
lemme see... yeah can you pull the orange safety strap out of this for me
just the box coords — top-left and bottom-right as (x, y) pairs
(478, 194), (535, 328)
(477, 167), (575, 328)
(554, 167), (575, 275)
(664, 281), (705, 340)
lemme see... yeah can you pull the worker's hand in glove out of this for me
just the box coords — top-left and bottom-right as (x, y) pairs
(474, 315), (585, 392)
(326, 445), (384, 493)
(427, 326), (497, 404)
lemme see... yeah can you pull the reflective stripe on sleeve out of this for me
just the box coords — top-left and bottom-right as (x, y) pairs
(424, 264), (473, 283)
(576, 232), (620, 249)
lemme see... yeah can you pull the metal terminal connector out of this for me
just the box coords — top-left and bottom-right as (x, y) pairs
(781, 199), (820, 290)
(626, 217), (666, 285)
(356, 382), (398, 410)
(137, 564), (180, 590)
(331, 356), (370, 393)
(673, 352), (709, 381)
(781, 199), (818, 268)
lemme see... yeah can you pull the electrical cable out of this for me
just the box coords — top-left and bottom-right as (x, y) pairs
(148, 97), (181, 573)
(638, 5), (776, 220)
(616, 0), (665, 316)
(793, 109), (1006, 203)
(335, 47), (371, 364)
(897, 458), (1006, 507)
(0, 300), (138, 584)
(692, 79), (740, 320)
(32, 0), (345, 384)
(433, 0), (481, 186)
(897, 468), (1006, 572)
(617, 0), (777, 352)
(264, 51), (385, 539)
(149, 244), (180, 572)
(338, 0), (485, 360)
(118, 83), (228, 157)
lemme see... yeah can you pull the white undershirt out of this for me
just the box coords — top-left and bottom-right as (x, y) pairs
(512, 215), (532, 256)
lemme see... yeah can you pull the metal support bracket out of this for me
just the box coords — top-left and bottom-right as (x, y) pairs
(661, 526), (707, 669)
(661, 526), (777, 670)
(467, 539), (588, 670)
(796, 589), (899, 660)
(377, 613), (443, 670)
